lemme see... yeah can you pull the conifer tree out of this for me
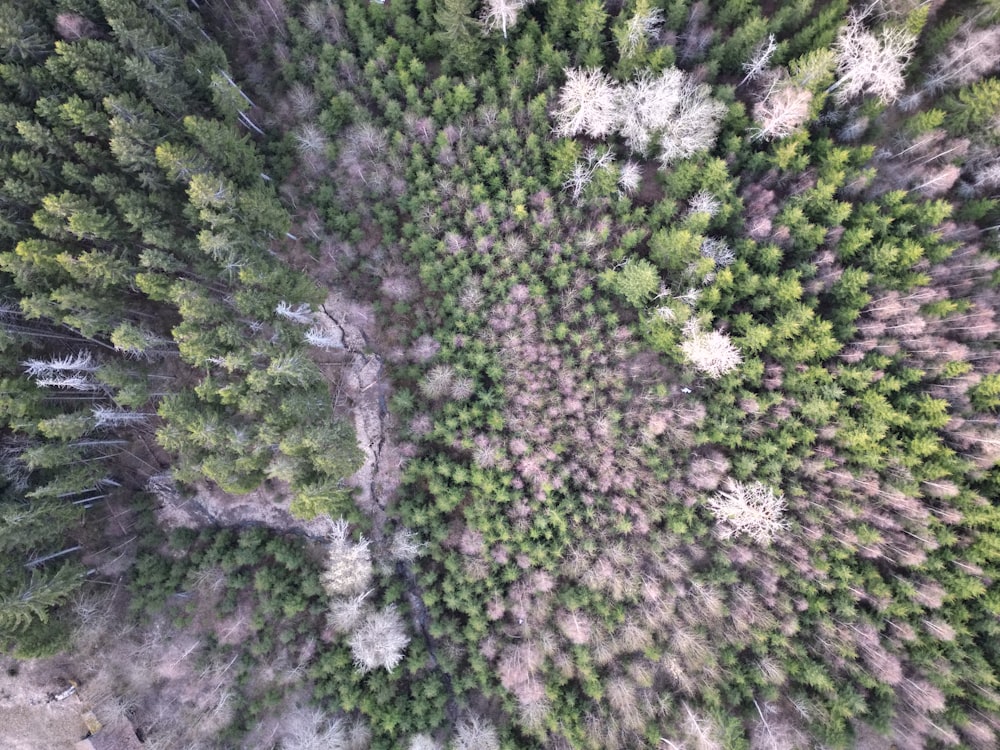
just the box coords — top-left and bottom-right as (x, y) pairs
(0, 563), (82, 634)
(435, 0), (484, 74)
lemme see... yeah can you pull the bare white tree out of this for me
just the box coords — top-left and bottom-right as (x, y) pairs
(964, 147), (1000, 193)
(451, 716), (500, 750)
(617, 2), (664, 59)
(563, 147), (616, 203)
(613, 67), (726, 165)
(390, 528), (423, 563)
(348, 605), (410, 673)
(480, 0), (534, 39)
(680, 319), (743, 378)
(345, 717), (372, 750)
(708, 479), (788, 543)
(34, 373), (102, 391)
(617, 68), (686, 154)
(740, 33), (777, 86)
(923, 21), (1000, 93)
(450, 375), (476, 401)
(409, 734), (443, 750)
(658, 80), (727, 167)
(275, 301), (313, 324)
(831, 11), (916, 106)
(294, 124), (328, 156)
(700, 237), (735, 267)
(22, 350), (96, 379)
(287, 81), (317, 119)
(751, 76), (814, 141)
(619, 161), (643, 195)
(420, 364), (456, 399)
(749, 700), (809, 750)
(279, 707), (347, 750)
(328, 590), (373, 633)
(322, 519), (373, 598)
(687, 190), (721, 218)
(662, 703), (725, 750)
(304, 325), (343, 349)
(553, 68), (621, 139)
(91, 406), (150, 427)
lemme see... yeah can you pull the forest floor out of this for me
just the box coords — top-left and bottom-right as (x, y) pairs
(0, 656), (88, 749)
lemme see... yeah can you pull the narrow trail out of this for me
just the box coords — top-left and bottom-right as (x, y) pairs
(319, 294), (459, 722)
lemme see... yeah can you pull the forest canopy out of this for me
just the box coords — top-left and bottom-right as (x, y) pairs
(2, 0), (1000, 749)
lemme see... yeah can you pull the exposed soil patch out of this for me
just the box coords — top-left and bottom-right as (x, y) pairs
(637, 159), (665, 204)
(319, 291), (403, 532)
(0, 656), (88, 750)
(153, 475), (338, 538)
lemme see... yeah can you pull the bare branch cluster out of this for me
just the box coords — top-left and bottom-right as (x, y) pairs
(480, 0), (534, 39)
(680, 320), (742, 378)
(751, 76), (814, 141)
(348, 604), (410, 673)
(321, 519), (373, 598)
(708, 479), (788, 543)
(552, 68), (621, 139)
(923, 21), (1000, 93)
(554, 67), (726, 168)
(832, 11), (916, 105)
(618, 4), (664, 59)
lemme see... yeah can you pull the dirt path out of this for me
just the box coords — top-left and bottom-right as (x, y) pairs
(318, 291), (458, 719)
(317, 292), (396, 531)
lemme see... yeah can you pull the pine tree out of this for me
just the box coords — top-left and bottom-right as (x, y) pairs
(434, 0), (484, 74)
(0, 500), (81, 555)
(944, 77), (1000, 136)
(0, 563), (83, 633)
(613, 258), (660, 308)
(615, 0), (663, 60)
